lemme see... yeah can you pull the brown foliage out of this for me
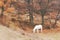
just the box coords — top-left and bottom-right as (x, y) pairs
(0, 1), (4, 7)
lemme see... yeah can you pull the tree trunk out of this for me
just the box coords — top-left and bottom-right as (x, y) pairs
(29, 11), (34, 25)
(41, 15), (44, 26)
(40, 9), (45, 26)
(26, 0), (34, 25)
(1, 6), (4, 17)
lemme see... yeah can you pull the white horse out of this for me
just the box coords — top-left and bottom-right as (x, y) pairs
(33, 25), (42, 33)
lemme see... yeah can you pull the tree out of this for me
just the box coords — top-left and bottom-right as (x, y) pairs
(38, 0), (52, 26)
(26, 0), (34, 25)
(0, 1), (4, 17)
(50, 0), (60, 28)
(52, 10), (60, 28)
(40, 9), (46, 26)
(0, 0), (13, 17)
(1, 6), (4, 17)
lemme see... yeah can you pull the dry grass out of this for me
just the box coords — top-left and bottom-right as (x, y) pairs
(0, 24), (60, 40)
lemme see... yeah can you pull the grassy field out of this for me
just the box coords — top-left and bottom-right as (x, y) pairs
(0, 25), (60, 40)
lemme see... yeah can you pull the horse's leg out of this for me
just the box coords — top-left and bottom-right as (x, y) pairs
(33, 29), (35, 33)
(41, 28), (42, 32)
